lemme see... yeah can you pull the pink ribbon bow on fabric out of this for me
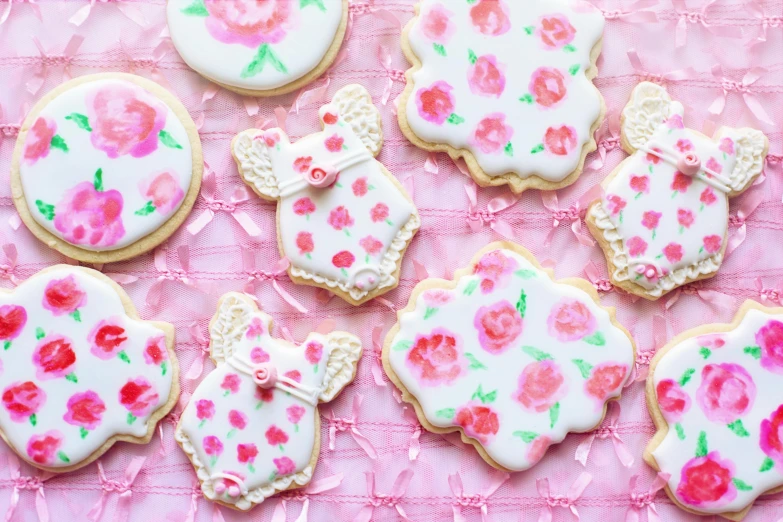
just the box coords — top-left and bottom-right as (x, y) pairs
(353, 469), (413, 522)
(370, 324), (387, 387)
(0, 103), (23, 141)
(708, 65), (773, 126)
(632, 314), (667, 383)
(182, 482), (201, 522)
(87, 457), (146, 522)
(587, 109), (620, 172)
(595, 0), (658, 23)
(726, 185), (765, 257)
(346, 1), (400, 42)
(672, 0), (743, 48)
(626, 472), (670, 522)
(5, 453), (55, 522)
(575, 402), (634, 468)
(69, 0), (147, 27)
(399, 404), (421, 461)
(242, 248), (308, 314)
(27, 35), (84, 95)
(327, 394), (377, 459)
(270, 473), (343, 522)
(185, 321), (211, 381)
(536, 472), (592, 522)
(756, 277), (783, 305)
(746, 1), (782, 48)
(465, 183), (519, 240)
(118, 39), (172, 91)
(146, 245), (207, 308)
(664, 281), (735, 312)
(541, 185), (603, 247)
(583, 260), (614, 293)
(449, 471), (509, 522)
(626, 48), (696, 87)
(378, 45), (406, 107)
(0, 0), (41, 26)
(187, 165), (262, 238)
(0, 244), (20, 286)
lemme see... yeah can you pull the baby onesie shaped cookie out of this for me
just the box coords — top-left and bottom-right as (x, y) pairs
(383, 241), (635, 471)
(587, 82), (768, 300)
(11, 73), (203, 263)
(167, 0), (348, 96)
(0, 265), (178, 472)
(232, 84), (420, 305)
(399, 0), (605, 193)
(646, 301), (783, 520)
(175, 292), (361, 510)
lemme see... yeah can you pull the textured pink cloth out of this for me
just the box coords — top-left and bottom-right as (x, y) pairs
(0, 1), (782, 521)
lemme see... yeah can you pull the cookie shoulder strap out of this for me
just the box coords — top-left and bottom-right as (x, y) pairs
(716, 127), (768, 195)
(621, 82), (682, 152)
(330, 84), (383, 157)
(209, 292), (258, 365)
(232, 129), (280, 199)
(318, 331), (363, 402)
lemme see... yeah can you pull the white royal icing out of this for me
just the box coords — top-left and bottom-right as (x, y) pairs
(650, 305), (783, 515)
(0, 266), (175, 469)
(175, 293), (361, 510)
(386, 244), (634, 471)
(167, 0), (345, 92)
(403, 0), (604, 184)
(18, 78), (193, 251)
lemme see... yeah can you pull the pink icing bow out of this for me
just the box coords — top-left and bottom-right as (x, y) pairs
(0, 0), (41, 26)
(541, 185), (603, 247)
(185, 321), (210, 381)
(242, 248), (308, 314)
(536, 472), (592, 522)
(69, 0), (147, 27)
(5, 453), (55, 522)
(187, 164), (262, 238)
(27, 35), (84, 95)
(370, 324), (387, 387)
(87, 457), (146, 522)
(575, 402), (634, 468)
(626, 472), (670, 522)
(708, 65), (773, 126)
(353, 469), (413, 522)
(583, 260), (614, 293)
(328, 394), (377, 459)
(756, 277), (783, 305)
(745, 1), (782, 48)
(378, 45), (406, 107)
(449, 471), (509, 522)
(146, 245), (208, 308)
(465, 183), (519, 240)
(726, 186), (765, 257)
(596, 0), (658, 23)
(672, 0), (743, 48)
(270, 473), (343, 522)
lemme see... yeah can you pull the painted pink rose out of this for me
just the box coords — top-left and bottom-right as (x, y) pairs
(228, 409), (248, 430)
(54, 182), (125, 247)
(416, 81), (455, 125)
(630, 175), (650, 195)
(255, 386), (273, 404)
(719, 137), (735, 155)
(284, 370), (302, 383)
(529, 67), (567, 108)
(677, 209), (694, 229)
(641, 210), (662, 230)
(246, 317), (265, 339)
(756, 320), (783, 374)
(675, 139), (694, 153)
(474, 300), (522, 354)
(274, 456), (296, 475)
(537, 14), (576, 49)
(473, 250), (518, 294)
(469, 0), (510, 36)
(64, 390), (106, 430)
(296, 232), (314, 256)
(196, 399), (215, 421)
(627, 236), (648, 257)
(706, 157), (723, 175)
(119, 377), (158, 417)
(305, 341), (323, 365)
(352, 177), (369, 197)
(43, 275), (86, 316)
(261, 130), (280, 148)
(332, 251), (355, 269)
(526, 435), (552, 465)
(656, 379), (691, 422)
(221, 373), (241, 394)
(33, 334), (76, 380)
(293, 197), (316, 216)
(324, 134), (344, 153)
(472, 113), (513, 154)
(0, 305), (27, 342)
(203, 435), (223, 456)
(703, 235), (722, 254)
(138, 171), (184, 214)
(468, 55), (506, 98)
(672, 172), (692, 193)
(585, 363), (628, 405)
(760, 405), (783, 469)
(421, 3), (455, 44)
(544, 125), (577, 156)
(676, 452), (737, 508)
(359, 236), (383, 256)
(287, 404), (305, 425)
(663, 243), (684, 264)
(88, 318), (128, 360)
(204, 0), (291, 47)
(547, 299), (596, 342)
(26, 430), (64, 465)
(250, 347), (270, 364)
(696, 363), (755, 423)
(24, 117), (57, 164)
(514, 361), (567, 413)
(293, 156), (312, 173)
(700, 188), (717, 206)
(605, 194), (626, 216)
(370, 203), (389, 223)
(646, 147), (663, 164)
(2, 381), (46, 423)
(406, 327), (466, 386)
(144, 335), (168, 368)
(423, 289), (453, 308)
(265, 425), (289, 446)
(454, 403), (500, 444)
(666, 114), (684, 129)
(698, 335), (726, 349)
(327, 206), (354, 231)
(87, 83), (167, 159)
(237, 443), (258, 464)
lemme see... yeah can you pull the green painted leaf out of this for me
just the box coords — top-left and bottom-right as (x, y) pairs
(159, 130), (183, 150)
(563, 44), (576, 53)
(118, 350), (131, 364)
(80, 427), (89, 439)
(583, 331), (605, 346)
(504, 142), (514, 157)
(675, 422), (685, 440)
(35, 327), (45, 340)
(93, 168), (103, 191)
(569, 64), (580, 76)
(57, 451), (70, 463)
(727, 419), (750, 437)
(549, 402), (560, 428)
(181, 0), (208, 16)
(514, 269), (536, 278)
(127, 412), (137, 425)
(732, 478), (752, 491)
(70, 309), (81, 322)
(465, 352), (486, 370)
(519, 93), (534, 104)
(135, 201), (156, 216)
(29, 413), (36, 427)
(516, 288), (527, 318)
(433, 43), (446, 56)
(3, 341), (10, 351)
(695, 430), (708, 457)
(679, 368), (695, 387)
(423, 307), (438, 320)
(50, 134), (68, 152)
(65, 112), (91, 131)
(531, 143), (545, 154)
(65, 373), (78, 383)
(572, 359), (593, 379)
(300, 0), (326, 11)
(241, 43), (288, 78)
(463, 279), (478, 295)
(468, 48), (477, 64)
(760, 457), (775, 472)
(513, 431), (538, 443)
(699, 347), (711, 359)
(392, 340), (412, 352)
(744, 345), (761, 359)
(471, 384), (497, 404)
(447, 113), (465, 125)
(522, 345), (552, 361)
(524, 25), (534, 35)
(435, 408), (455, 419)
(35, 200), (55, 220)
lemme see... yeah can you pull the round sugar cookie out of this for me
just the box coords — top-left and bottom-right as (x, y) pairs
(11, 73), (203, 263)
(166, 0), (349, 97)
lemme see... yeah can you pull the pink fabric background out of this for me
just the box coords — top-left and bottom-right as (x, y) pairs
(0, 0), (782, 520)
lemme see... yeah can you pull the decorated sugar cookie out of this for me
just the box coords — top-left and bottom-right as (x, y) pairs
(646, 301), (783, 520)
(0, 265), (178, 472)
(11, 73), (203, 263)
(399, 0), (605, 193)
(232, 84), (420, 305)
(383, 241), (635, 471)
(587, 82), (768, 300)
(175, 292), (361, 510)
(167, 0), (348, 96)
